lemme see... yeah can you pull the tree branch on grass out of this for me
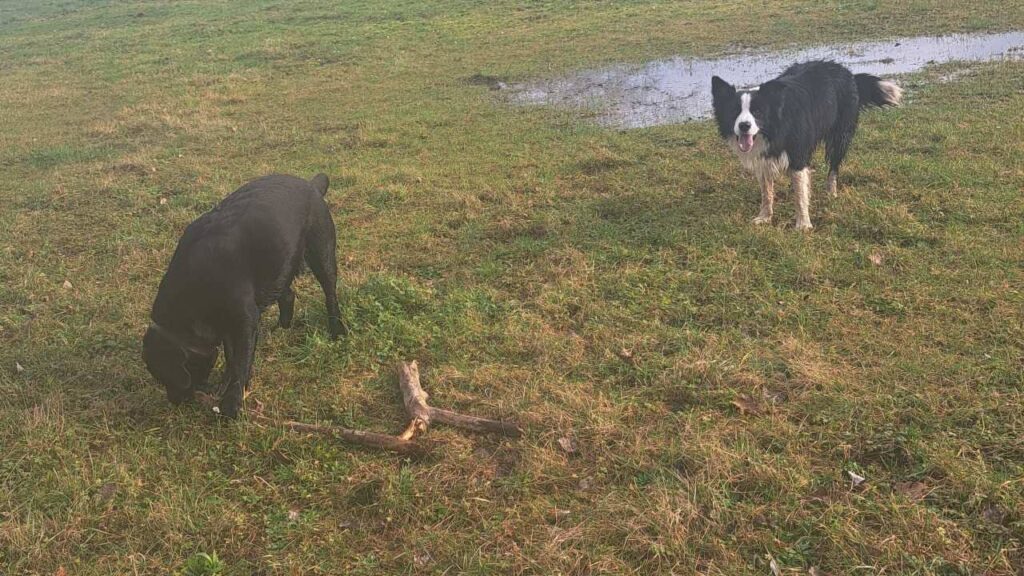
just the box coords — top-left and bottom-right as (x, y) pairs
(195, 360), (522, 454)
(397, 360), (523, 439)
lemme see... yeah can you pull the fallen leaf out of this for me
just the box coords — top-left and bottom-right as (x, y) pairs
(95, 482), (117, 505)
(614, 348), (636, 364)
(15, 362), (24, 373)
(731, 394), (762, 416)
(54, 568), (67, 576)
(768, 554), (781, 576)
(249, 397), (265, 414)
(287, 508), (300, 521)
(578, 477), (591, 491)
(982, 505), (1006, 524)
(158, 197), (168, 205)
(895, 481), (929, 502)
(194, 391), (218, 408)
(868, 249), (884, 266)
(847, 470), (866, 488)
(62, 280), (73, 290)
(549, 508), (571, 522)
(414, 552), (433, 568)
(762, 388), (787, 404)
(557, 437), (577, 454)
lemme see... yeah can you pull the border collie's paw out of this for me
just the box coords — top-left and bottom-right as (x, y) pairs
(752, 214), (773, 225)
(794, 220), (814, 231)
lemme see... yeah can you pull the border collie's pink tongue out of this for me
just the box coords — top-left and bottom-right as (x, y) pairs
(738, 134), (755, 152)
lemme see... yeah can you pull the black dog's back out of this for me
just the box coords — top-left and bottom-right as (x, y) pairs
(157, 174), (330, 316)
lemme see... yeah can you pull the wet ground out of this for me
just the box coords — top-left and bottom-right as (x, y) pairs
(510, 31), (1024, 128)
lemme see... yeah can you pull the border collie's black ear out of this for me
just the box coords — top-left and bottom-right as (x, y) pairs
(310, 173), (329, 197)
(711, 76), (735, 101)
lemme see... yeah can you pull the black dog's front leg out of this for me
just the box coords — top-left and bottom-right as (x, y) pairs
(219, 314), (258, 419)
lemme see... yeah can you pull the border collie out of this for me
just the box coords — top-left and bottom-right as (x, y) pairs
(711, 60), (902, 229)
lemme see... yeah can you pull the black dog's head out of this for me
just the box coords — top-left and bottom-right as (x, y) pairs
(143, 325), (198, 405)
(711, 76), (785, 152)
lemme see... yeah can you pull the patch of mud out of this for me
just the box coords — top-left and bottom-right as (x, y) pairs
(510, 31), (1024, 128)
(466, 73), (509, 91)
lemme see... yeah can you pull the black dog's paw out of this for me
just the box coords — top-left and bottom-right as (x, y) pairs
(216, 397), (241, 419)
(328, 318), (349, 341)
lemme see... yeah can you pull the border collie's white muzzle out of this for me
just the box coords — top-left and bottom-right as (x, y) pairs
(735, 92), (758, 153)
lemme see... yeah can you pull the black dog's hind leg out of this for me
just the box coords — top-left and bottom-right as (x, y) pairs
(219, 306), (258, 418)
(278, 286), (295, 328)
(306, 220), (345, 340)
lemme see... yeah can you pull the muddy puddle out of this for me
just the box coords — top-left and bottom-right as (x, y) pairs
(510, 31), (1024, 128)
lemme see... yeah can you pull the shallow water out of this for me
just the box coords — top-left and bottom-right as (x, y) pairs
(511, 31), (1024, 128)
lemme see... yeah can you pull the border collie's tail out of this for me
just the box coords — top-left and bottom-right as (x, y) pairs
(310, 173), (330, 196)
(855, 73), (903, 108)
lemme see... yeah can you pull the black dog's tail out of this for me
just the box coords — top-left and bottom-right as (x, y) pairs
(310, 173), (330, 196)
(855, 73), (903, 108)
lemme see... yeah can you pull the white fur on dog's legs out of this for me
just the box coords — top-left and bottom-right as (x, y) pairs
(791, 168), (813, 230)
(826, 170), (838, 198)
(752, 176), (775, 225)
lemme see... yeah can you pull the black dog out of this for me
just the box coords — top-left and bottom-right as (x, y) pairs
(712, 61), (902, 229)
(143, 173), (344, 417)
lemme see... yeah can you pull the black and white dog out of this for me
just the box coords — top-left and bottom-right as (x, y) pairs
(711, 61), (902, 229)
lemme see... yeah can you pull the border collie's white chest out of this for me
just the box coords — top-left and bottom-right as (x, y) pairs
(728, 136), (789, 181)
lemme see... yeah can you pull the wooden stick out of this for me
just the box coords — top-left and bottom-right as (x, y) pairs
(193, 358), (523, 455)
(195, 391), (427, 455)
(398, 361), (523, 438)
(268, 417), (426, 456)
(431, 407), (523, 438)
(398, 361), (431, 440)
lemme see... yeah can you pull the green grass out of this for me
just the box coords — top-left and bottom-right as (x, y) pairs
(1, 1), (1023, 574)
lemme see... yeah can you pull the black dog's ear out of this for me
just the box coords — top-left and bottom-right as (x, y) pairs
(142, 326), (192, 404)
(310, 173), (329, 197)
(711, 76), (735, 101)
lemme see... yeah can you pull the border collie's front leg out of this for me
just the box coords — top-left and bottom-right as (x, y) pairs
(791, 168), (813, 230)
(752, 176), (775, 225)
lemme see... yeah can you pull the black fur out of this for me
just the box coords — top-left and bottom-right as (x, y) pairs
(143, 173), (345, 417)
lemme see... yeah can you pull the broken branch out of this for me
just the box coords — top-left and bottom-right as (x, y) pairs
(194, 358), (523, 455)
(195, 391), (427, 455)
(398, 361), (523, 439)
(262, 416), (426, 455)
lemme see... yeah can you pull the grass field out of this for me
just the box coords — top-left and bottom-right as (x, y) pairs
(1, 1), (1023, 574)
